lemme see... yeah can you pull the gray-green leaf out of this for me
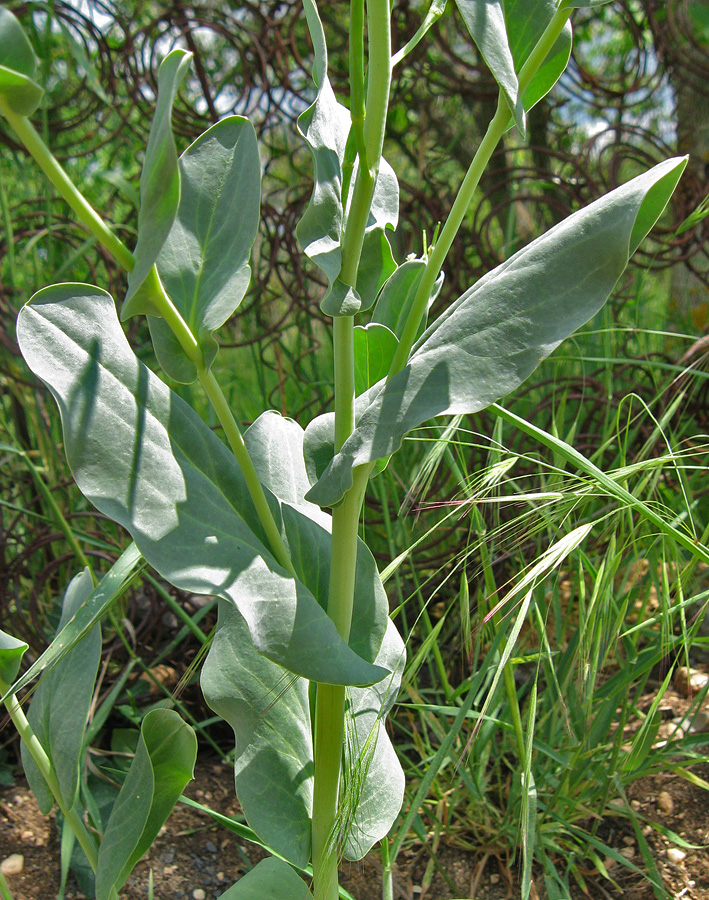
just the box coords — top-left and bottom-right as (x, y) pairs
(5, 543), (143, 701)
(0, 8), (43, 116)
(153, 116), (261, 383)
(17, 285), (386, 687)
(95, 709), (197, 900)
(305, 157), (687, 507)
(244, 411), (388, 666)
(21, 569), (101, 814)
(123, 49), (192, 317)
(454, 0), (525, 133)
(216, 858), (312, 899)
(201, 600), (312, 866)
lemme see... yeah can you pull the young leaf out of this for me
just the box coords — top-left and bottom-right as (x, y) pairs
(122, 49), (192, 317)
(353, 324), (398, 396)
(296, 0), (398, 316)
(0, 630), (28, 688)
(0, 8), (43, 116)
(21, 569), (101, 814)
(304, 156), (687, 508)
(371, 258), (444, 341)
(17, 285), (387, 688)
(95, 709), (197, 900)
(152, 116), (261, 383)
(201, 600), (313, 866)
(216, 858), (312, 899)
(453, 0), (526, 134)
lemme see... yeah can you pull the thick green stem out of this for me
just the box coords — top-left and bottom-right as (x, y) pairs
(312, 469), (369, 900)
(1, 684), (99, 873)
(311, 5), (392, 893)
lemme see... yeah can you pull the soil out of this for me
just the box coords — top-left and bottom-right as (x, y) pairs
(1, 754), (709, 900)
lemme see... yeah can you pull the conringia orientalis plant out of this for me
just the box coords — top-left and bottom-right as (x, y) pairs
(0, 1), (691, 898)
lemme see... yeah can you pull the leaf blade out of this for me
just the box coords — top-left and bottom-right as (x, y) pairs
(17, 285), (387, 687)
(306, 157), (687, 507)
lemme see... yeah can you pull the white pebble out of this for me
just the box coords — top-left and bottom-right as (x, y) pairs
(1, 854), (24, 875)
(620, 846), (635, 860)
(667, 847), (687, 864)
(192, 890), (206, 900)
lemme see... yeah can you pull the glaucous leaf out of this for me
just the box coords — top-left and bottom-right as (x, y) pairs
(296, 0), (398, 317)
(216, 858), (312, 899)
(123, 49), (192, 317)
(95, 709), (197, 900)
(21, 569), (101, 814)
(201, 600), (312, 866)
(244, 411), (388, 665)
(0, 8), (43, 116)
(305, 157), (687, 507)
(0, 630), (28, 687)
(343, 619), (406, 860)
(6, 543), (143, 699)
(203, 608), (405, 867)
(152, 116), (261, 383)
(506, 0), (572, 112)
(17, 285), (386, 688)
(354, 324), (398, 396)
(454, 0), (525, 133)
(372, 258), (444, 341)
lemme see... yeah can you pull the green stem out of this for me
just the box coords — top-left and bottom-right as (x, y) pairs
(1, 684), (100, 874)
(312, 469), (369, 900)
(388, 2), (574, 377)
(0, 96), (133, 272)
(387, 92), (509, 375)
(200, 367), (296, 576)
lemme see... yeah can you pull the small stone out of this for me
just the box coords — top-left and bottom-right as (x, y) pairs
(620, 846), (635, 860)
(622, 836), (635, 847)
(490, 873), (500, 884)
(674, 666), (709, 697)
(1, 854), (24, 875)
(163, 865), (178, 876)
(658, 791), (674, 814)
(204, 840), (217, 854)
(631, 800), (641, 810)
(666, 847), (687, 864)
(216, 872), (225, 882)
(192, 890), (206, 900)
